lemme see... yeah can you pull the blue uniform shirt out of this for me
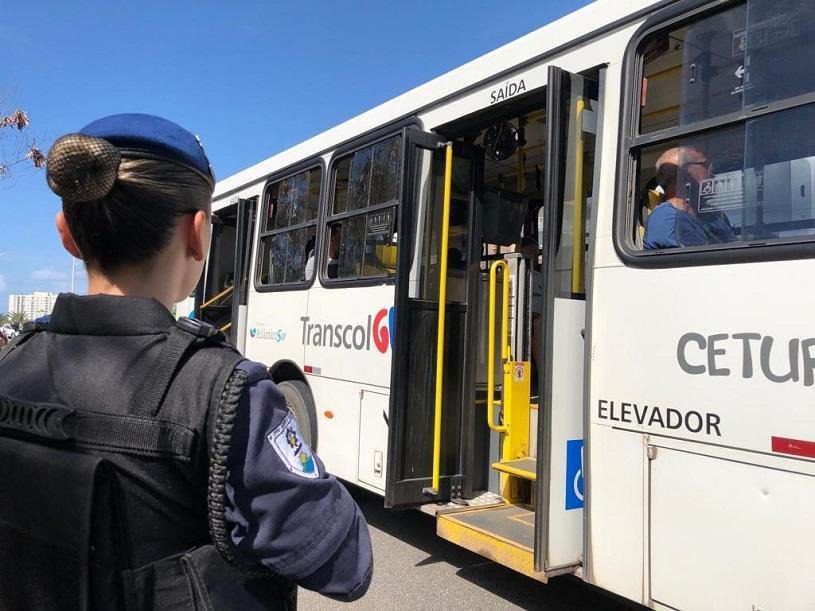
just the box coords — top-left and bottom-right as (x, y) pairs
(644, 202), (736, 249)
(224, 360), (373, 601)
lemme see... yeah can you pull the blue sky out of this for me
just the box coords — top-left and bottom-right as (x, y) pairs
(0, 0), (590, 312)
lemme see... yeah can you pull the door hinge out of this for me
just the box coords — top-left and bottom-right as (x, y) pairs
(646, 445), (658, 461)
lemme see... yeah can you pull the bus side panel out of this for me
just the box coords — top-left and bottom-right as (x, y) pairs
(589, 260), (815, 461)
(304, 375), (360, 484)
(546, 298), (586, 568)
(301, 284), (395, 388)
(651, 448), (815, 611)
(590, 259), (815, 606)
(586, 422), (647, 602)
(357, 389), (389, 491)
(244, 290), (308, 369)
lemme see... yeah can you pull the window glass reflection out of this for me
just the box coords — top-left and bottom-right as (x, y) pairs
(744, 0), (815, 107)
(339, 215), (366, 278)
(370, 137), (401, 206)
(348, 147), (372, 211)
(258, 167), (321, 286)
(639, 1), (815, 134)
(326, 134), (403, 281)
(637, 104), (815, 249)
(363, 207), (398, 276)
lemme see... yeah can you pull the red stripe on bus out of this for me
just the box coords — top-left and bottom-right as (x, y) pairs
(771, 436), (815, 459)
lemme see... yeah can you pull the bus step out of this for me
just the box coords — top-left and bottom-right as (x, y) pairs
(436, 503), (545, 583)
(492, 457), (536, 480)
(418, 490), (504, 517)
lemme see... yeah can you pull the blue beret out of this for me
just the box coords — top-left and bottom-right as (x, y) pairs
(80, 113), (215, 187)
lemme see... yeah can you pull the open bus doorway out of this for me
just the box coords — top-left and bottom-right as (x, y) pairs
(447, 92), (549, 512)
(194, 197), (257, 350)
(387, 66), (601, 581)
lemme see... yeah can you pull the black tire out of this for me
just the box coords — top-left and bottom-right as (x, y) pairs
(277, 379), (318, 451)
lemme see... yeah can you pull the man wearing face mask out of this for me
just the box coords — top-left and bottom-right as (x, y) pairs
(643, 146), (736, 249)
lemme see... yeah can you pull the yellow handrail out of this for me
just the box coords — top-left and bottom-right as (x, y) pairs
(570, 98), (586, 295)
(487, 260), (509, 433)
(429, 143), (454, 496)
(220, 322), (232, 333)
(200, 285), (234, 310)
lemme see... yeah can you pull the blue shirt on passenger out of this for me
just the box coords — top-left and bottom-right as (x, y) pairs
(643, 202), (736, 249)
(224, 360), (373, 601)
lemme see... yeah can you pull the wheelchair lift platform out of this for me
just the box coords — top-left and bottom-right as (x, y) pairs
(436, 503), (544, 582)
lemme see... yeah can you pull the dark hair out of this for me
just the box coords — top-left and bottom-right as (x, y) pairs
(656, 161), (678, 191)
(46, 133), (212, 274)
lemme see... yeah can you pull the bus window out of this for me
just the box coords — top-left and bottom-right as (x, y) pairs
(256, 165), (321, 288)
(627, 0), (815, 254)
(325, 134), (401, 282)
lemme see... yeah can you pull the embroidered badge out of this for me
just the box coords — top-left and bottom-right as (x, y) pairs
(266, 412), (318, 479)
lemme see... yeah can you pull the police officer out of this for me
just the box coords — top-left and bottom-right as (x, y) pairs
(0, 114), (372, 610)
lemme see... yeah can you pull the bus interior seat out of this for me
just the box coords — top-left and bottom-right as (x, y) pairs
(375, 244), (398, 270)
(637, 176), (663, 246)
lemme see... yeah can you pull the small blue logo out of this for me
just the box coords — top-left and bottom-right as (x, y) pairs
(250, 327), (286, 342)
(565, 439), (584, 510)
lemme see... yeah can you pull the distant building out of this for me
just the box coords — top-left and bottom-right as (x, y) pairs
(8, 292), (59, 321)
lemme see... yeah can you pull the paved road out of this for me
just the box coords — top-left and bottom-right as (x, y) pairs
(300, 485), (643, 611)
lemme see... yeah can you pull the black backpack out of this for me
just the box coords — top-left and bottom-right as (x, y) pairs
(0, 319), (295, 611)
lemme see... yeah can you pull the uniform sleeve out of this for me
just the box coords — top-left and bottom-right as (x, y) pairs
(223, 360), (373, 601)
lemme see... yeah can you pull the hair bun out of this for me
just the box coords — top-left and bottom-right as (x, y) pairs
(46, 133), (121, 202)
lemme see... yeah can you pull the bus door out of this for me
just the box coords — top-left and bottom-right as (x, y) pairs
(229, 197), (257, 352)
(197, 197), (257, 349)
(434, 66), (600, 581)
(385, 131), (483, 507)
(535, 67), (599, 573)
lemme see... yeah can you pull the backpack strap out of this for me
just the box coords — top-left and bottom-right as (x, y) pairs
(0, 395), (197, 460)
(130, 317), (231, 418)
(0, 318), (231, 461)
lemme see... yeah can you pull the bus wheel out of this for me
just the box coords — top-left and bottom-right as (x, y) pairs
(277, 379), (318, 451)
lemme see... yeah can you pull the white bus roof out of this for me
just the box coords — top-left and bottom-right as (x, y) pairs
(213, 0), (661, 199)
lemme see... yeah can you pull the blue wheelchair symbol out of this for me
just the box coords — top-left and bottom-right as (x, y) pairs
(565, 439), (584, 510)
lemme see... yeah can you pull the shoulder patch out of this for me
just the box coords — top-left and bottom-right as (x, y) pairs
(266, 411), (319, 479)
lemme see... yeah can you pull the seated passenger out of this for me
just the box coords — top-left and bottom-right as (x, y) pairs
(643, 146), (736, 249)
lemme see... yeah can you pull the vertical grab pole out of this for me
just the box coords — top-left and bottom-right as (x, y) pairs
(487, 260), (509, 433)
(429, 142), (454, 496)
(570, 98), (586, 295)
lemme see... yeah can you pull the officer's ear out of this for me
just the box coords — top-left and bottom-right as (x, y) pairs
(186, 210), (210, 262)
(55, 211), (83, 259)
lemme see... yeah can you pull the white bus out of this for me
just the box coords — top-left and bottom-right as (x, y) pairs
(187, 0), (815, 608)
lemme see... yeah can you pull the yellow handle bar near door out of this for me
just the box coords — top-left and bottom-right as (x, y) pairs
(487, 260), (509, 433)
(429, 142), (454, 496)
(200, 285), (234, 310)
(570, 98), (586, 296)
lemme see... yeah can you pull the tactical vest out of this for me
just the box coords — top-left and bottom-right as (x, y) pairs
(0, 295), (295, 611)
